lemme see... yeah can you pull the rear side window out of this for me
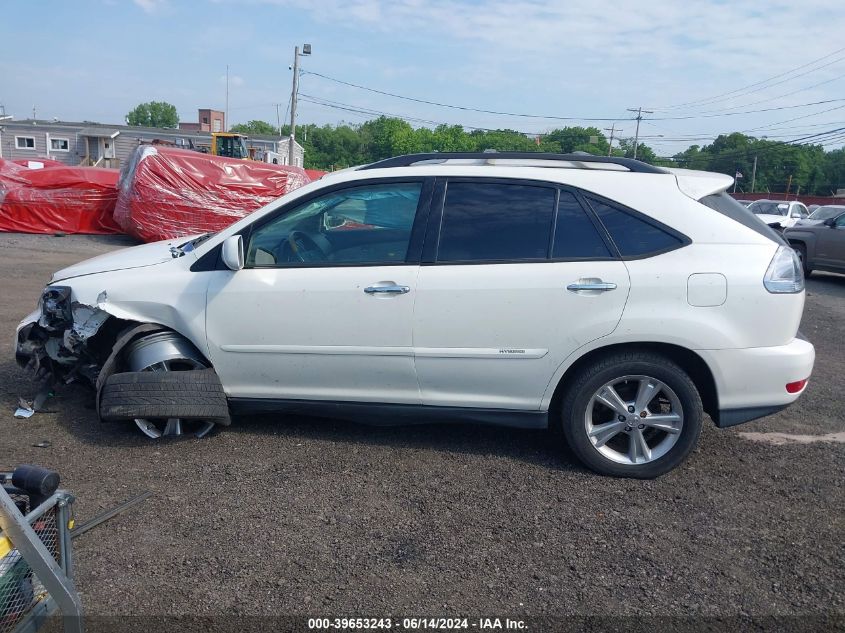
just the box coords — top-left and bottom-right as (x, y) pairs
(586, 196), (683, 257)
(699, 192), (784, 244)
(552, 191), (612, 259)
(437, 182), (555, 262)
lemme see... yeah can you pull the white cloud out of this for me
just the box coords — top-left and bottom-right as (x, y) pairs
(133, 0), (167, 14)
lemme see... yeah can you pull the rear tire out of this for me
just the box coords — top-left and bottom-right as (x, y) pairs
(794, 243), (813, 277)
(559, 351), (703, 478)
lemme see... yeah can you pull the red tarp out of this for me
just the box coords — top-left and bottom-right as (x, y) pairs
(12, 158), (67, 169)
(114, 146), (311, 243)
(305, 169), (328, 181)
(0, 159), (122, 234)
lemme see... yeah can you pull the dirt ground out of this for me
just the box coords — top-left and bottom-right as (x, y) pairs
(1, 234), (843, 629)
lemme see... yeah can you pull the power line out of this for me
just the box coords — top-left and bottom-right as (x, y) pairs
(304, 71), (633, 122)
(650, 46), (845, 111)
(306, 69), (845, 128)
(679, 69), (845, 115)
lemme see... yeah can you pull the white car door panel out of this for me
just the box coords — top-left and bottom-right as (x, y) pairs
(205, 180), (429, 404)
(413, 261), (630, 409)
(206, 266), (420, 402)
(411, 180), (631, 410)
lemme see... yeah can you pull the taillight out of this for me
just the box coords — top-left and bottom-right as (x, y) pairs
(764, 246), (804, 294)
(786, 379), (808, 393)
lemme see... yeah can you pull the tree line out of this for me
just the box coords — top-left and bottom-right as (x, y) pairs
(230, 117), (845, 196)
(123, 101), (845, 195)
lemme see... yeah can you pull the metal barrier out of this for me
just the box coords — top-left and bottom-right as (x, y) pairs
(0, 472), (83, 633)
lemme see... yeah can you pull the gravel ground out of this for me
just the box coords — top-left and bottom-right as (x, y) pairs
(1, 234), (843, 629)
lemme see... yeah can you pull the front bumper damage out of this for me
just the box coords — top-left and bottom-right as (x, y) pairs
(16, 287), (114, 386)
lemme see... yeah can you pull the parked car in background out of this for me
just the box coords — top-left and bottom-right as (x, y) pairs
(785, 205), (845, 276)
(734, 199), (754, 207)
(748, 199), (810, 231)
(15, 152), (814, 479)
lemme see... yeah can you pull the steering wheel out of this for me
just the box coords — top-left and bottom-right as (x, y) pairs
(287, 230), (328, 263)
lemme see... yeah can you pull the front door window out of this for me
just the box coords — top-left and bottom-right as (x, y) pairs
(246, 183), (423, 267)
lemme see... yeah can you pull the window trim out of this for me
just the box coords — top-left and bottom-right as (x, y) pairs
(15, 136), (36, 150)
(581, 191), (691, 261)
(50, 137), (70, 152)
(234, 176), (434, 270)
(424, 177), (620, 266)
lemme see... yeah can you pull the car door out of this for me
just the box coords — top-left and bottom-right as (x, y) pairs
(205, 178), (432, 404)
(815, 212), (845, 268)
(411, 179), (630, 411)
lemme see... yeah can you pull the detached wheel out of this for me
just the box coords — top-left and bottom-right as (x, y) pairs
(560, 352), (703, 478)
(124, 332), (216, 439)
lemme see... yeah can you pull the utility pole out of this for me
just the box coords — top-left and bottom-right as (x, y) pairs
(288, 44), (312, 166)
(225, 64), (229, 132)
(288, 47), (300, 166)
(786, 174), (793, 199)
(750, 155), (757, 193)
(626, 106), (653, 160)
(603, 123), (622, 156)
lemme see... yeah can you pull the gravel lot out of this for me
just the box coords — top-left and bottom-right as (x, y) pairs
(1, 234), (843, 629)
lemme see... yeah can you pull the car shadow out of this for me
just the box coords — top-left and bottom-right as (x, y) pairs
(225, 411), (583, 472)
(4, 371), (583, 473)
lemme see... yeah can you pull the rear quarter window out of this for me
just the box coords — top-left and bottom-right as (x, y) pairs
(699, 193), (785, 244)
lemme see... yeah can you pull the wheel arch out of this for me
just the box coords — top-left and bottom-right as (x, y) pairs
(547, 342), (720, 428)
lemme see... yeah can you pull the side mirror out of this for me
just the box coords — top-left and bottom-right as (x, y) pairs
(823, 217), (836, 227)
(221, 235), (244, 270)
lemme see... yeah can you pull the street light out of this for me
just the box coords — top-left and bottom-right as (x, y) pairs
(289, 43), (312, 166)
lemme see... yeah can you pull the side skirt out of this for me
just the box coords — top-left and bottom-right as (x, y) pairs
(228, 398), (549, 429)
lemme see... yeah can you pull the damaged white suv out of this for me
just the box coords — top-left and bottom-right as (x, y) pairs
(16, 153), (815, 478)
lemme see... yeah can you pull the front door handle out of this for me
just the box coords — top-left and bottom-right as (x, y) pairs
(567, 281), (617, 292)
(364, 284), (410, 294)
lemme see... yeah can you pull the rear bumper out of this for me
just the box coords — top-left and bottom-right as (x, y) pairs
(697, 336), (815, 427)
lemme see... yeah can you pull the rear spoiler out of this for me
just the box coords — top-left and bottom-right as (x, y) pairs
(667, 168), (735, 200)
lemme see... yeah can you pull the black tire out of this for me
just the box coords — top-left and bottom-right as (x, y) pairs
(559, 351), (703, 478)
(99, 369), (231, 424)
(794, 243), (813, 277)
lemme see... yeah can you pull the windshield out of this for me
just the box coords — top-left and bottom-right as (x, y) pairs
(809, 206), (845, 221)
(749, 201), (789, 216)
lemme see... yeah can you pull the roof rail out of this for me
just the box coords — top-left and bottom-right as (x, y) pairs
(359, 152), (668, 174)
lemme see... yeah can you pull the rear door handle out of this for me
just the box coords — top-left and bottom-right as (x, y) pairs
(567, 281), (617, 292)
(364, 284), (410, 294)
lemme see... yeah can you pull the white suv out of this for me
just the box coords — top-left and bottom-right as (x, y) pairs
(15, 153), (815, 478)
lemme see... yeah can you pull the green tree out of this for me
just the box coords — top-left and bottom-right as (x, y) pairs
(125, 101), (179, 128)
(618, 138), (657, 164)
(543, 127), (609, 155)
(230, 120), (279, 135)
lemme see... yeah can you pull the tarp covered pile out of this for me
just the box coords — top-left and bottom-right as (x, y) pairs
(114, 146), (311, 243)
(0, 159), (122, 234)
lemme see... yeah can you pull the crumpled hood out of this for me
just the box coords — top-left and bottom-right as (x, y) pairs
(51, 237), (197, 282)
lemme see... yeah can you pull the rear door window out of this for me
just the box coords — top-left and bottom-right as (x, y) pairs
(552, 191), (613, 259)
(437, 182), (555, 262)
(585, 196), (684, 258)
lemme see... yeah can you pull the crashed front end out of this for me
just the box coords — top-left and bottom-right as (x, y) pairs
(16, 286), (115, 386)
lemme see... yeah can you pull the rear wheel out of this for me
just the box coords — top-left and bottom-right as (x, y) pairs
(560, 352), (703, 478)
(794, 243), (812, 277)
(124, 332), (215, 439)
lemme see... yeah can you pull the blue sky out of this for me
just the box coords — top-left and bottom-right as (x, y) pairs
(2, 0), (845, 156)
